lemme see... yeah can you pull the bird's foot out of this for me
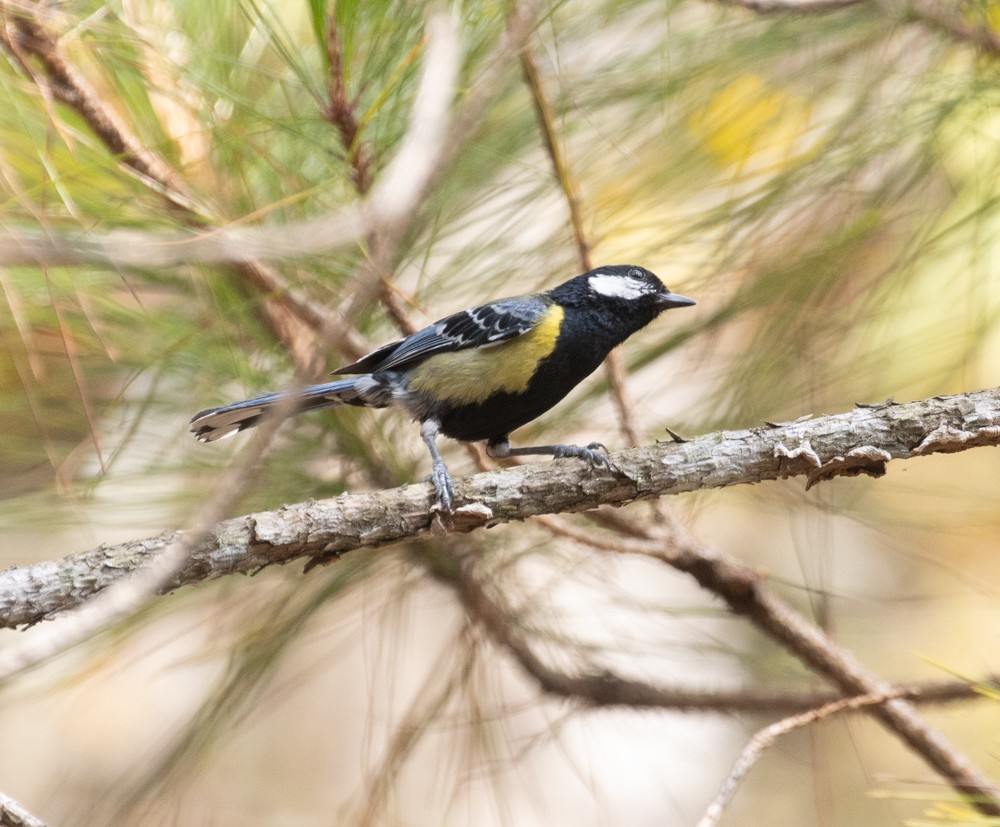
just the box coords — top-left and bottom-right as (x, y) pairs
(430, 460), (455, 513)
(552, 441), (613, 470)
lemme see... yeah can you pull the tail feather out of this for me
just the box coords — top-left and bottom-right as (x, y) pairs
(190, 378), (361, 442)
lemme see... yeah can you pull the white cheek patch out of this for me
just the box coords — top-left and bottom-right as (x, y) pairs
(588, 273), (649, 300)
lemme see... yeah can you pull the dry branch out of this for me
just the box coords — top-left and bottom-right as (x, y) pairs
(443, 552), (995, 712)
(697, 690), (907, 827)
(324, 21), (374, 197)
(907, 1), (1000, 56)
(2, 388), (999, 629)
(713, 0), (866, 11)
(641, 532), (1000, 812)
(520, 43), (642, 447)
(449, 478), (1000, 813)
(0, 790), (46, 827)
(715, 0), (1000, 59)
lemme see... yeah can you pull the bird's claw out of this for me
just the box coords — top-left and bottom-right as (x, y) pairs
(583, 442), (614, 470)
(553, 442), (614, 470)
(430, 461), (455, 513)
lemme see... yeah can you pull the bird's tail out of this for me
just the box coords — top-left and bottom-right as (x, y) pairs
(190, 377), (367, 442)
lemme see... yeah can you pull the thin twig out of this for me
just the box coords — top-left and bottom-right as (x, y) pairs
(697, 690), (907, 827)
(907, 1), (1000, 57)
(324, 18), (419, 341)
(713, 0), (867, 12)
(356, 633), (465, 827)
(445, 531), (1000, 815)
(325, 20), (373, 196)
(520, 43), (642, 446)
(641, 533), (1000, 815)
(715, 0), (1000, 58)
(602, 354), (642, 446)
(327, 1), (541, 358)
(0, 5), (190, 203)
(306, 9), (462, 373)
(520, 48), (591, 267)
(0, 219), (370, 268)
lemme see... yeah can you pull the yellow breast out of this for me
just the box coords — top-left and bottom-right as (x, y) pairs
(408, 305), (564, 406)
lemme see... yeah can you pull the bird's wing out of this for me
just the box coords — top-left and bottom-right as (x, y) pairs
(333, 294), (552, 375)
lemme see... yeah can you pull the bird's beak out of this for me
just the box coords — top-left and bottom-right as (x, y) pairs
(657, 291), (696, 309)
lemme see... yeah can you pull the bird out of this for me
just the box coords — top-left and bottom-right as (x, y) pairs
(190, 265), (695, 511)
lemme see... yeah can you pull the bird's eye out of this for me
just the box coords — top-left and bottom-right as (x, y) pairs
(628, 268), (643, 279)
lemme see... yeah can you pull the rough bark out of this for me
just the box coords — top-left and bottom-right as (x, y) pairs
(2, 388), (998, 628)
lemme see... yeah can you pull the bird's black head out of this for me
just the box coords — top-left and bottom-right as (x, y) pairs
(551, 265), (696, 317)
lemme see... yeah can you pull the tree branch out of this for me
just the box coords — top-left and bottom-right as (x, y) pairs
(712, 0), (1000, 59)
(444, 500), (1000, 814)
(2, 388), (1000, 628)
(906, 1), (1000, 57)
(324, 20), (374, 197)
(533, 503), (1000, 814)
(0, 790), (47, 827)
(4, 386), (998, 813)
(712, 0), (867, 12)
(697, 690), (907, 827)
(453, 503), (1000, 815)
(641, 533), (1000, 813)
(444, 553), (995, 712)
(520, 48), (591, 269)
(520, 43), (643, 447)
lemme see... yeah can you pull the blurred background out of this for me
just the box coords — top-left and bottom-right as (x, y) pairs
(2, 0), (1000, 824)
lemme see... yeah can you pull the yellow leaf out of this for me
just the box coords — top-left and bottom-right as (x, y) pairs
(687, 74), (813, 173)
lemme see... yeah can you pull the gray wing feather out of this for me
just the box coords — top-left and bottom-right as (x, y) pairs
(334, 294), (550, 375)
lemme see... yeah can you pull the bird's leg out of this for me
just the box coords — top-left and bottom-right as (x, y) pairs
(420, 419), (455, 512)
(486, 437), (612, 470)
